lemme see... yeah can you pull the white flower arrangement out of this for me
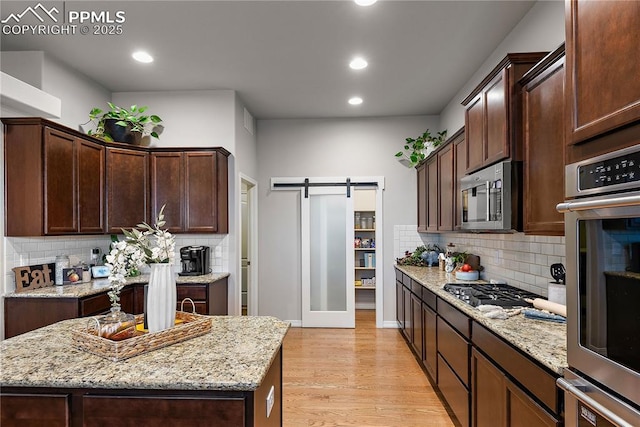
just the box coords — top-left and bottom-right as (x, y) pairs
(105, 205), (176, 308)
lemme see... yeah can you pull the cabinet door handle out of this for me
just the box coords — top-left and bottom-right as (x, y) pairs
(557, 378), (634, 427)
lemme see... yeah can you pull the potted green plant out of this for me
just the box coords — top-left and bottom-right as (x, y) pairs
(85, 102), (163, 145)
(395, 129), (447, 168)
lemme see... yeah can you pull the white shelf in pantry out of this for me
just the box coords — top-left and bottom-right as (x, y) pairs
(355, 286), (376, 290)
(355, 267), (375, 270)
(355, 248), (375, 251)
(354, 228), (375, 232)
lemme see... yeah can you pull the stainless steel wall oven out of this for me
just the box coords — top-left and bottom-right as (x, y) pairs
(557, 144), (640, 426)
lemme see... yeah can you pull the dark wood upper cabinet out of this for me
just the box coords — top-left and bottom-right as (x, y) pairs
(416, 162), (427, 232)
(521, 46), (566, 236)
(462, 53), (548, 174)
(437, 143), (454, 231)
(78, 139), (105, 233)
(426, 156), (438, 232)
(415, 128), (464, 234)
(3, 118), (229, 236)
(150, 152), (185, 233)
(453, 131), (467, 230)
(151, 150), (229, 234)
(3, 118), (105, 236)
(106, 146), (150, 233)
(565, 0), (640, 158)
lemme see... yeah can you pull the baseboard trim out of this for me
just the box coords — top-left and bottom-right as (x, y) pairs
(286, 319), (302, 327)
(383, 320), (400, 328)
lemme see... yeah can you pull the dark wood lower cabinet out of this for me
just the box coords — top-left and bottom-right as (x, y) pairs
(472, 348), (560, 427)
(5, 279), (229, 338)
(0, 393), (69, 427)
(438, 354), (470, 427)
(1, 349), (282, 427)
(394, 268), (563, 427)
(422, 303), (437, 379)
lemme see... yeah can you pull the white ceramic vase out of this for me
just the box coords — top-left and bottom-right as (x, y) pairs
(147, 263), (176, 333)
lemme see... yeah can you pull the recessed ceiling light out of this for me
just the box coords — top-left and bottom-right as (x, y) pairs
(349, 57), (368, 70)
(348, 97), (363, 105)
(132, 51), (154, 63)
(355, 0), (377, 6)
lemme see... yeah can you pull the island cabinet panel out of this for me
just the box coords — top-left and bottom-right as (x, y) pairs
(106, 146), (150, 233)
(0, 393), (69, 427)
(395, 276), (403, 327)
(462, 53), (547, 174)
(565, 0), (640, 154)
(3, 119), (105, 236)
(82, 396), (245, 427)
(521, 46), (565, 236)
(4, 297), (77, 338)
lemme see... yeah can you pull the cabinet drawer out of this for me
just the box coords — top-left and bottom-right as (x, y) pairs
(422, 288), (436, 310)
(437, 298), (470, 338)
(80, 293), (111, 316)
(472, 321), (560, 414)
(437, 316), (470, 386)
(402, 273), (412, 287)
(411, 280), (423, 298)
(506, 378), (560, 427)
(395, 269), (403, 282)
(438, 354), (470, 427)
(1, 393), (69, 427)
(177, 285), (207, 302)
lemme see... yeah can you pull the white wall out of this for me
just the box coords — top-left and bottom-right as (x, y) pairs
(256, 116), (439, 323)
(1, 51), (44, 89)
(112, 90), (236, 150)
(439, 0), (565, 133)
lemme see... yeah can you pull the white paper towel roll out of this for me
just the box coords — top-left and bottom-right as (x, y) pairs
(525, 298), (567, 317)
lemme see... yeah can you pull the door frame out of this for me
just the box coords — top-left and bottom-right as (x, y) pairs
(239, 174), (259, 316)
(271, 176), (384, 328)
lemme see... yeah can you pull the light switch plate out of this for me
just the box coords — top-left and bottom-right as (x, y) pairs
(266, 385), (275, 418)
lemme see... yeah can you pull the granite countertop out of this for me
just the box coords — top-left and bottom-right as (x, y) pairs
(1, 315), (289, 391)
(395, 265), (567, 375)
(5, 272), (230, 299)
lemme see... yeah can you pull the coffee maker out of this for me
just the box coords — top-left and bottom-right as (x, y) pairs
(179, 246), (211, 276)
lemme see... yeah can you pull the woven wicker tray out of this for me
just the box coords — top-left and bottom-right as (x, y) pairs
(71, 311), (211, 361)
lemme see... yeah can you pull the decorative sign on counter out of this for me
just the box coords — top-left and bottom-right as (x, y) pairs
(12, 263), (55, 292)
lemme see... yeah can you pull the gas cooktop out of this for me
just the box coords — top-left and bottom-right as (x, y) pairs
(443, 283), (542, 308)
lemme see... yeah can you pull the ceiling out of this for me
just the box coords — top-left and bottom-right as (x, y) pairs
(0, 1), (536, 119)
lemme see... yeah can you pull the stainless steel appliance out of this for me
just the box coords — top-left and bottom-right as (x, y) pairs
(460, 160), (521, 231)
(557, 144), (640, 426)
(443, 282), (540, 308)
(179, 245), (210, 276)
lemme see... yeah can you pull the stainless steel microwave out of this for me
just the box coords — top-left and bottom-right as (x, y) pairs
(460, 160), (521, 232)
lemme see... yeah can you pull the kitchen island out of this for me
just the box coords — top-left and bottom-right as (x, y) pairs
(1, 315), (289, 427)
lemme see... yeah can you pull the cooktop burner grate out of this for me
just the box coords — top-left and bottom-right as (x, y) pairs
(443, 283), (542, 308)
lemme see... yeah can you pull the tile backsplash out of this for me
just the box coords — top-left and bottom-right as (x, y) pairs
(3, 234), (229, 294)
(394, 225), (566, 297)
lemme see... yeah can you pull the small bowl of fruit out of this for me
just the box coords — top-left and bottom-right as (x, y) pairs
(455, 263), (479, 281)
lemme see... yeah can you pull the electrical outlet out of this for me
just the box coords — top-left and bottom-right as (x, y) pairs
(266, 385), (275, 418)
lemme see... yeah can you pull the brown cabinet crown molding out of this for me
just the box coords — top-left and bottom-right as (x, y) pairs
(461, 52), (550, 107)
(1, 117), (231, 156)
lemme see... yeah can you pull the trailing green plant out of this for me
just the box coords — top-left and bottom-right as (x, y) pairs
(86, 102), (163, 142)
(396, 243), (443, 266)
(395, 129), (447, 168)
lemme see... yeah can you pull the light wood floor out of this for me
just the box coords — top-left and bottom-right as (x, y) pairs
(282, 310), (455, 427)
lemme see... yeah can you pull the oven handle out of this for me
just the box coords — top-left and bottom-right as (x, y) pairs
(557, 378), (634, 427)
(556, 194), (640, 213)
